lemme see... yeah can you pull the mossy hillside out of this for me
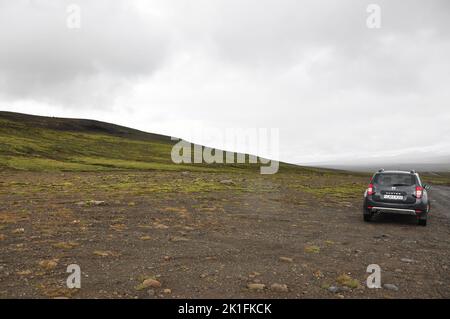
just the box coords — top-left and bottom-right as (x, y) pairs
(0, 117), (267, 173)
(0, 115), (322, 175)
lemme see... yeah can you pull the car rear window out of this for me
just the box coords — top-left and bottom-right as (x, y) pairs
(373, 173), (416, 186)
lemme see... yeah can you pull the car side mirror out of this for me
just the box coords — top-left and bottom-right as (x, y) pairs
(423, 184), (431, 191)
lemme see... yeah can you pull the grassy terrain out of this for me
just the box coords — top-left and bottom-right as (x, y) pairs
(1, 111), (448, 193)
(0, 116), (191, 172)
(0, 112), (376, 203)
(0, 112), (268, 173)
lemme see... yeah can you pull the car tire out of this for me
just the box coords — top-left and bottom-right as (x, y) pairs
(418, 218), (427, 227)
(363, 214), (372, 222)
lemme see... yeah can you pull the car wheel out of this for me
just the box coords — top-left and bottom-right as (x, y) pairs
(363, 214), (372, 222)
(418, 218), (427, 226)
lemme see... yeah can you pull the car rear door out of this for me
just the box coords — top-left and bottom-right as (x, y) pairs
(372, 173), (417, 204)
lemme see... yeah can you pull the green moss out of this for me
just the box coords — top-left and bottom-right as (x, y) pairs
(321, 283), (331, 289)
(292, 181), (366, 201)
(0, 156), (101, 171)
(0, 118), (267, 173)
(421, 173), (450, 186)
(304, 245), (321, 254)
(336, 274), (360, 289)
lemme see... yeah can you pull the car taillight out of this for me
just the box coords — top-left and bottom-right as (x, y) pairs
(367, 183), (375, 195)
(415, 186), (423, 199)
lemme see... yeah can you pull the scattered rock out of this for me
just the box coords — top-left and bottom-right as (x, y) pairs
(340, 286), (351, 292)
(395, 269), (403, 273)
(270, 283), (288, 292)
(219, 179), (234, 185)
(313, 270), (324, 279)
(110, 224), (127, 231)
(249, 271), (261, 278)
(147, 289), (155, 296)
(247, 283), (266, 291)
(143, 278), (161, 288)
(400, 258), (416, 263)
(16, 270), (32, 276)
(153, 223), (169, 229)
(205, 256), (217, 261)
(76, 200), (106, 206)
(328, 286), (340, 293)
(163, 288), (172, 294)
(383, 284), (399, 291)
(38, 259), (58, 270)
(89, 200), (106, 206)
(401, 240), (417, 245)
(12, 228), (25, 234)
(279, 257), (294, 263)
(136, 278), (161, 291)
(139, 236), (152, 241)
(93, 250), (116, 257)
(0, 234), (5, 240)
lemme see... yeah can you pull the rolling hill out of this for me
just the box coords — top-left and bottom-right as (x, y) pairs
(0, 111), (286, 173)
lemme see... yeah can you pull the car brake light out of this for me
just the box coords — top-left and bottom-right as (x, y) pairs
(367, 183), (375, 195)
(415, 186), (423, 199)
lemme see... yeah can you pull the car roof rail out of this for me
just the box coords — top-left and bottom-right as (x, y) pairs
(378, 168), (384, 173)
(410, 170), (416, 174)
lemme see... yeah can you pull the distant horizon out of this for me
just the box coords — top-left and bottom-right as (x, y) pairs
(2, 109), (449, 173)
(299, 161), (450, 173)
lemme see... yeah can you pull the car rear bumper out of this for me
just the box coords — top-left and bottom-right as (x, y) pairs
(363, 196), (428, 217)
(368, 206), (416, 215)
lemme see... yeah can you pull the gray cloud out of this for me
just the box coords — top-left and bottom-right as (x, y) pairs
(1, 0), (450, 164)
(0, 0), (169, 107)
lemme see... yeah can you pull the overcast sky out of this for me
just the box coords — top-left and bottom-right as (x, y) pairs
(1, 0), (449, 164)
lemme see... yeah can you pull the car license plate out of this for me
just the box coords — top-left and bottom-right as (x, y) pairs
(383, 194), (404, 200)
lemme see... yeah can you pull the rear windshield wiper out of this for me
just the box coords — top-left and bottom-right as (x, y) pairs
(392, 183), (410, 186)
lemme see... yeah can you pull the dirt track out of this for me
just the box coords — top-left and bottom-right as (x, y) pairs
(0, 171), (449, 298)
(430, 186), (450, 218)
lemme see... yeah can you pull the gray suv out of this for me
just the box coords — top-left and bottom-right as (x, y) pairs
(363, 170), (431, 226)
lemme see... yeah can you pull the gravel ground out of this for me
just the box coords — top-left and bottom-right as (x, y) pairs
(1, 171), (449, 298)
